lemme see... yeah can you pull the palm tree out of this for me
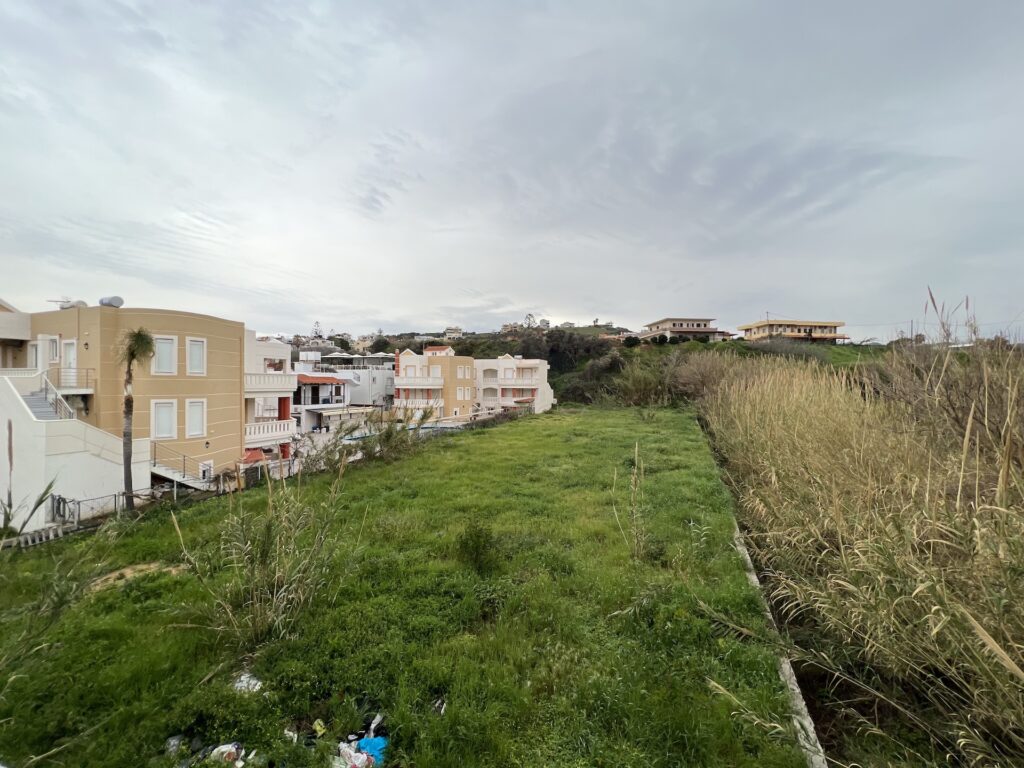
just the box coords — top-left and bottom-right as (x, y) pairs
(117, 329), (155, 511)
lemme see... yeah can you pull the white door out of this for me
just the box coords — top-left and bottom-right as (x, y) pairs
(27, 343), (38, 371)
(62, 340), (77, 386)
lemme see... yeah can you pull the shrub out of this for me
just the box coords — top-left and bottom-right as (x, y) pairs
(456, 520), (500, 575)
(623, 335), (640, 348)
(667, 336), (680, 345)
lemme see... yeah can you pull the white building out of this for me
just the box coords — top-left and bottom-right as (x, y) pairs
(474, 354), (555, 415)
(242, 331), (298, 463)
(444, 326), (464, 340)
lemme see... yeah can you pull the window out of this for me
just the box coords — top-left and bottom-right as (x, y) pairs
(152, 400), (177, 440)
(186, 337), (207, 376)
(48, 338), (59, 363)
(27, 342), (37, 369)
(457, 387), (465, 400)
(185, 399), (206, 438)
(152, 336), (177, 375)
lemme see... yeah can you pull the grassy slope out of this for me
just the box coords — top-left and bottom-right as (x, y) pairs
(0, 409), (803, 767)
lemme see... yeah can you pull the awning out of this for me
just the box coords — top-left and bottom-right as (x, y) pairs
(298, 374), (340, 385)
(241, 448), (266, 464)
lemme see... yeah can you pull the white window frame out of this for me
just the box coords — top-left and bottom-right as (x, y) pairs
(185, 398), (207, 438)
(185, 337), (207, 376)
(151, 399), (178, 440)
(47, 338), (60, 363)
(457, 387), (464, 400)
(27, 342), (38, 370)
(152, 335), (178, 376)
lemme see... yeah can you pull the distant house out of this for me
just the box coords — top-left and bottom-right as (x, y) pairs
(500, 322), (522, 334)
(558, 321), (576, 329)
(640, 318), (731, 342)
(737, 319), (848, 344)
(444, 326), (464, 340)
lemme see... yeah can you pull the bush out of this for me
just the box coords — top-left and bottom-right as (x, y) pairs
(623, 336), (640, 348)
(456, 520), (500, 575)
(667, 336), (680, 345)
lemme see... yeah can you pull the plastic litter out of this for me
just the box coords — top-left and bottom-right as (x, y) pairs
(165, 734), (186, 754)
(232, 672), (263, 694)
(432, 696), (446, 716)
(335, 743), (375, 767)
(209, 742), (246, 765)
(313, 718), (328, 737)
(356, 736), (388, 763)
(284, 728), (299, 744)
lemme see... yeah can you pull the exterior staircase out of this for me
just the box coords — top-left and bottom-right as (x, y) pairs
(21, 389), (64, 420)
(150, 442), (216, 491)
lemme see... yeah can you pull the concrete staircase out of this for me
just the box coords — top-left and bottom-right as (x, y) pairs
(21, 390), (61, 420)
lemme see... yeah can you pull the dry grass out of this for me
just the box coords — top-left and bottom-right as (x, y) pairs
(685, 337), (1024, 764)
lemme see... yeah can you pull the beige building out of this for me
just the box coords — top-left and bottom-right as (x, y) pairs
(393, 346), (476, 418)
(1, 299), (298, 532)
(737, 319), (848, 343)
(475, 354), (555, 414)
(640, 317), (731, 342)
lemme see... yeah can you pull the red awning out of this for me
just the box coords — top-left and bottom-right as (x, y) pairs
(242, 448), (265, 464)
(298, 374), (340, 385)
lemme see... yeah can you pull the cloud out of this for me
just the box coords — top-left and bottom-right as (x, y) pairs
(0, 0), (1022, 341)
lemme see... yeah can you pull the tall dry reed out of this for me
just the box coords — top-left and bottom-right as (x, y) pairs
(688, 342), (1024, 764)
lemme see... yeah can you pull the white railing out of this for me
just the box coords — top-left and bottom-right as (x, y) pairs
(245, 419), (297, 441)
(0, 368), (38, 378)
(245, 372), (298, 393)
(394, 376), (443, 387)
(394, 398), (444, 406)
(493, 378), (538, 387)
(480, 397), (500, 408)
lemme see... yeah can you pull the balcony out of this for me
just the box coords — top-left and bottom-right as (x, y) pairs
(47, 367), (96, 394)
(497, 377), (538, 387)
(394, 375), (443, 387)
(245, 372), (298, 396)
(245, 418), (297, 448)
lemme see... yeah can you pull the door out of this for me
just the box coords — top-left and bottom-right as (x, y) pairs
(62, 340), (77, 386)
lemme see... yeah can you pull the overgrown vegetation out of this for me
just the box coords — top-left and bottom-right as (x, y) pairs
(0, 409), (804, 766)
(671, 327), (1024, 764)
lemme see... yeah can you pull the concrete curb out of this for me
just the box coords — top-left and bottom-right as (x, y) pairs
(733, 522), (829, 768)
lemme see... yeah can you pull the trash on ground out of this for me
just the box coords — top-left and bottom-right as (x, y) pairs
(432, 696), (446, 716)
(232, 671), (263, 694)
(334, 743), (376, 768)
(313, 718), (328, 737)
(165, 734), (186, 754)
(284, 728), (298, 744)
(209, 742), (246, 765)
(357, 736), (388, 763)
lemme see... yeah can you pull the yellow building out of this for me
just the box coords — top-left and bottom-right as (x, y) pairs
(393, 346), (477, 418)
(1, 299), (297, 528)
(737, 319), (848, 343)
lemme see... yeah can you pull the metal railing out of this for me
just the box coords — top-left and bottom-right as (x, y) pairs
(47, 367), (96, 389)
(151, 441), (209, 482)
(40, 372), (76, 420)
(394, 375), (444, 387)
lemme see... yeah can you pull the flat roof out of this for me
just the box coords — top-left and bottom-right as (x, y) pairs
(737, 319), (845, 330)
(644, 317), (716, 326)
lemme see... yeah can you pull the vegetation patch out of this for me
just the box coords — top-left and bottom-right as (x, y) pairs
(0, 409), (803, 767)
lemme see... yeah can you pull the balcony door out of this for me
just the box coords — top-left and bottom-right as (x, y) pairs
(62, 340), (77, 386)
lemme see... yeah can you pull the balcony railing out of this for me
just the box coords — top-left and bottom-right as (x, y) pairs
(494, 377), (538, 387)
(245, 372), (298, 393)
(394, 398), (444, 406)
(394, 375), (443, 387)
(245, 419), (296, 439)
(47, 367), (96, 390)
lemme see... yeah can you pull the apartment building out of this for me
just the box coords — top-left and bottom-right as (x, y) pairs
(0, 298), (299, 532)
(393, 346), (476, 418)
(242, 330), (298, 463)
(475, 354), (554, 414)
(444, 326), (464, 340)
(737, 319), (848, 343)
(640, 317), (731, 342)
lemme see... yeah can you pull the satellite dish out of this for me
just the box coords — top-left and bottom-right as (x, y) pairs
(58, 299), (87, 309)
(99, 296), (124, 308)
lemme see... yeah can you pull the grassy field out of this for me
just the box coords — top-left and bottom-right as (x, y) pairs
(0, 408), (804, 767)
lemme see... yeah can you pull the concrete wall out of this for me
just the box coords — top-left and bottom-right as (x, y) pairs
(1, 376), (149, 533)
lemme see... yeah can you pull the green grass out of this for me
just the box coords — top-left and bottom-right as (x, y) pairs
(0, 408), (804, 767)
(823, 343), (888, 366)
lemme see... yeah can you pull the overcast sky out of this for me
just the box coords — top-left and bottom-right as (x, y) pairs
(1, 1), (1022, 340)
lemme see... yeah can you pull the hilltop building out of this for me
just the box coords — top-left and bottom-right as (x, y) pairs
(737, 319), (848, 343)
(640, 318), (732, 342)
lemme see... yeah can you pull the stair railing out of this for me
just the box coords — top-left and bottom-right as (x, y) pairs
(151, 441), (208, 482)
(39, 372), (76, 420)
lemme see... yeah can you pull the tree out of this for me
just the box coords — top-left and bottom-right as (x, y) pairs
(329, 335), (352, 351)
(369, 336), (391, 353)
(668, 335), (680, 345)
(524, 313), (536, 329)
(117, 328), (155, 512)
(623, 336), (641, 348)
(654, 334), (668, 345)
(311, 321), (323, 339)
